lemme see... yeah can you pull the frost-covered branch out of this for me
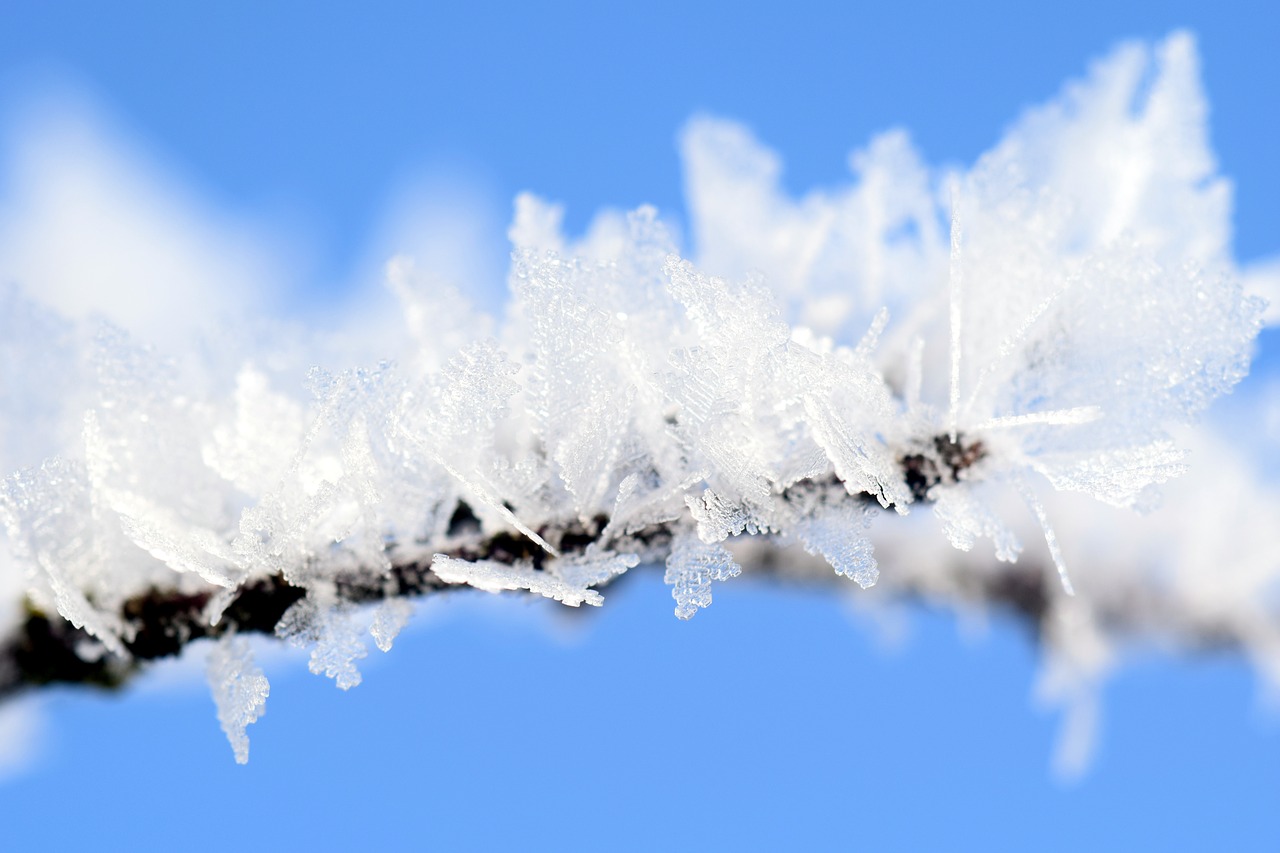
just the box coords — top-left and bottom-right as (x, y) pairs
(0, 458), (924, 699)
(1, 469), (1264, 705)
(0, 32), (1277, 768)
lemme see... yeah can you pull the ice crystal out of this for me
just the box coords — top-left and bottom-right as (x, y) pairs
(664, 533), (742, 620)
(276, 595), (368, 690)
(793, 503), (880, 589)
(370, 599), (414, 653)
(1, 458), (128, 656)
(931, 484), (1022, 564)
(432, 553), (619, 607)
(206, 635), (269, 764)
(548, 545), (640, 592)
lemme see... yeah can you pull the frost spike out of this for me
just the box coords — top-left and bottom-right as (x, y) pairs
(905, 335), (925, 413)
(855, 307), (891, 359)
(971, 407), (1103, 431)
(398, 430), (559, 557)
(1015, 476), (1076, 596)
(961, 286), (1066, 422)
(206, 635), (269, 765)
(948, 182), (964, 443)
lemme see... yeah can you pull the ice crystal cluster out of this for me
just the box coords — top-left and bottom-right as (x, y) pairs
(0, 32), (1275, 766)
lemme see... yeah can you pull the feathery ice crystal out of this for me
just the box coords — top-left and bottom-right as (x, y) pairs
(0, 32), (1272, 765)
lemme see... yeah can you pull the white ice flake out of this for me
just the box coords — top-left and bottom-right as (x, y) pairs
(546, 544), (639, 592)
(202, 365), (307, 496)
(206, 635), (270, 764)
(370, 599), (414, 653)
(663, 532), (742, 620)
(793, 502), (880, 588)
(1015, 477), (1075, 597)
(394, 341), (557, 555)
(1031, 441), (1188, 509)
(931, 483), (1023, 564)
(792, 347), (909, 510)
(0, 459), (129, 656)
(681, 118), (944, 340)
(686, 488), (769, 543)
(947, 183), (965, 443)
(275, 595), (368, 690)
(431, 554), (609, 607)
(515, 250), (636, 515)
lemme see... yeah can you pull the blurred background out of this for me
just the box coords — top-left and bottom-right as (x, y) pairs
(0, 2), (1277, 848)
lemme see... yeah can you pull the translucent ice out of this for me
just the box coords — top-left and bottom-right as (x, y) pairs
(663, 533), (742, 620)
(206, 635), (269, 764)
(432, 554), (612, 607)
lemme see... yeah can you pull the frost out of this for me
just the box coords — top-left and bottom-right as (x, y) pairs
(947, 183), (965, 441)
(793, 502), (880, 588)
(370, 599), (414, 653)
(1032, 442), (1188, 509)
(931, 483), (1023, 564)
(206, 634), (269, 764)
(203, 365), (307, 496)
(686, 488), (768, 543)
(681, 119), (943, 340)
(276, 596), (367, 690)
(0, 459), (128, 656)
(395, 341), (556, 555)
(514, 250), (636, 514)
(659, 257), (783, 507)
(791, 340), (909, 510)
(1015, 477), (1075, 597)
(660, 256), (907, 510)
(0, 30), (1272, 772)
(664, 533), (742, 620)
(431, 553), (615, 607)
(548, 545), (639, 591)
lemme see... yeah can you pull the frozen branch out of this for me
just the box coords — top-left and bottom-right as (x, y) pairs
(0, 32), (1275, 767)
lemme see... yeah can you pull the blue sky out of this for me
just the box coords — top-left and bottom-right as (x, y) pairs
(0, 3), (1277, 849)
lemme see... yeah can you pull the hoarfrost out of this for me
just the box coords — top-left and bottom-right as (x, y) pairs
(1032, 441), (1188, 510)
(431, 554), (612, 607)
(276, 596), (368, 690)
(206, 635), (269, 764)
(1, 459), (128, 655)
(202, 365), (307, 496)
(931, 484), (1023, 564)
(681, 119), (943, 340)
(547, 545), (640, 592)
(0, 30), (1272, 772)
(370, 599), (414, 653)
(515, 250), (636, 515)
(395, 341), (555, 555)
(1016, 477), (1076, 597)
(686, 488), (769, 543)
(664, 533), (742, 620)
(793, 502), (880, 589)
